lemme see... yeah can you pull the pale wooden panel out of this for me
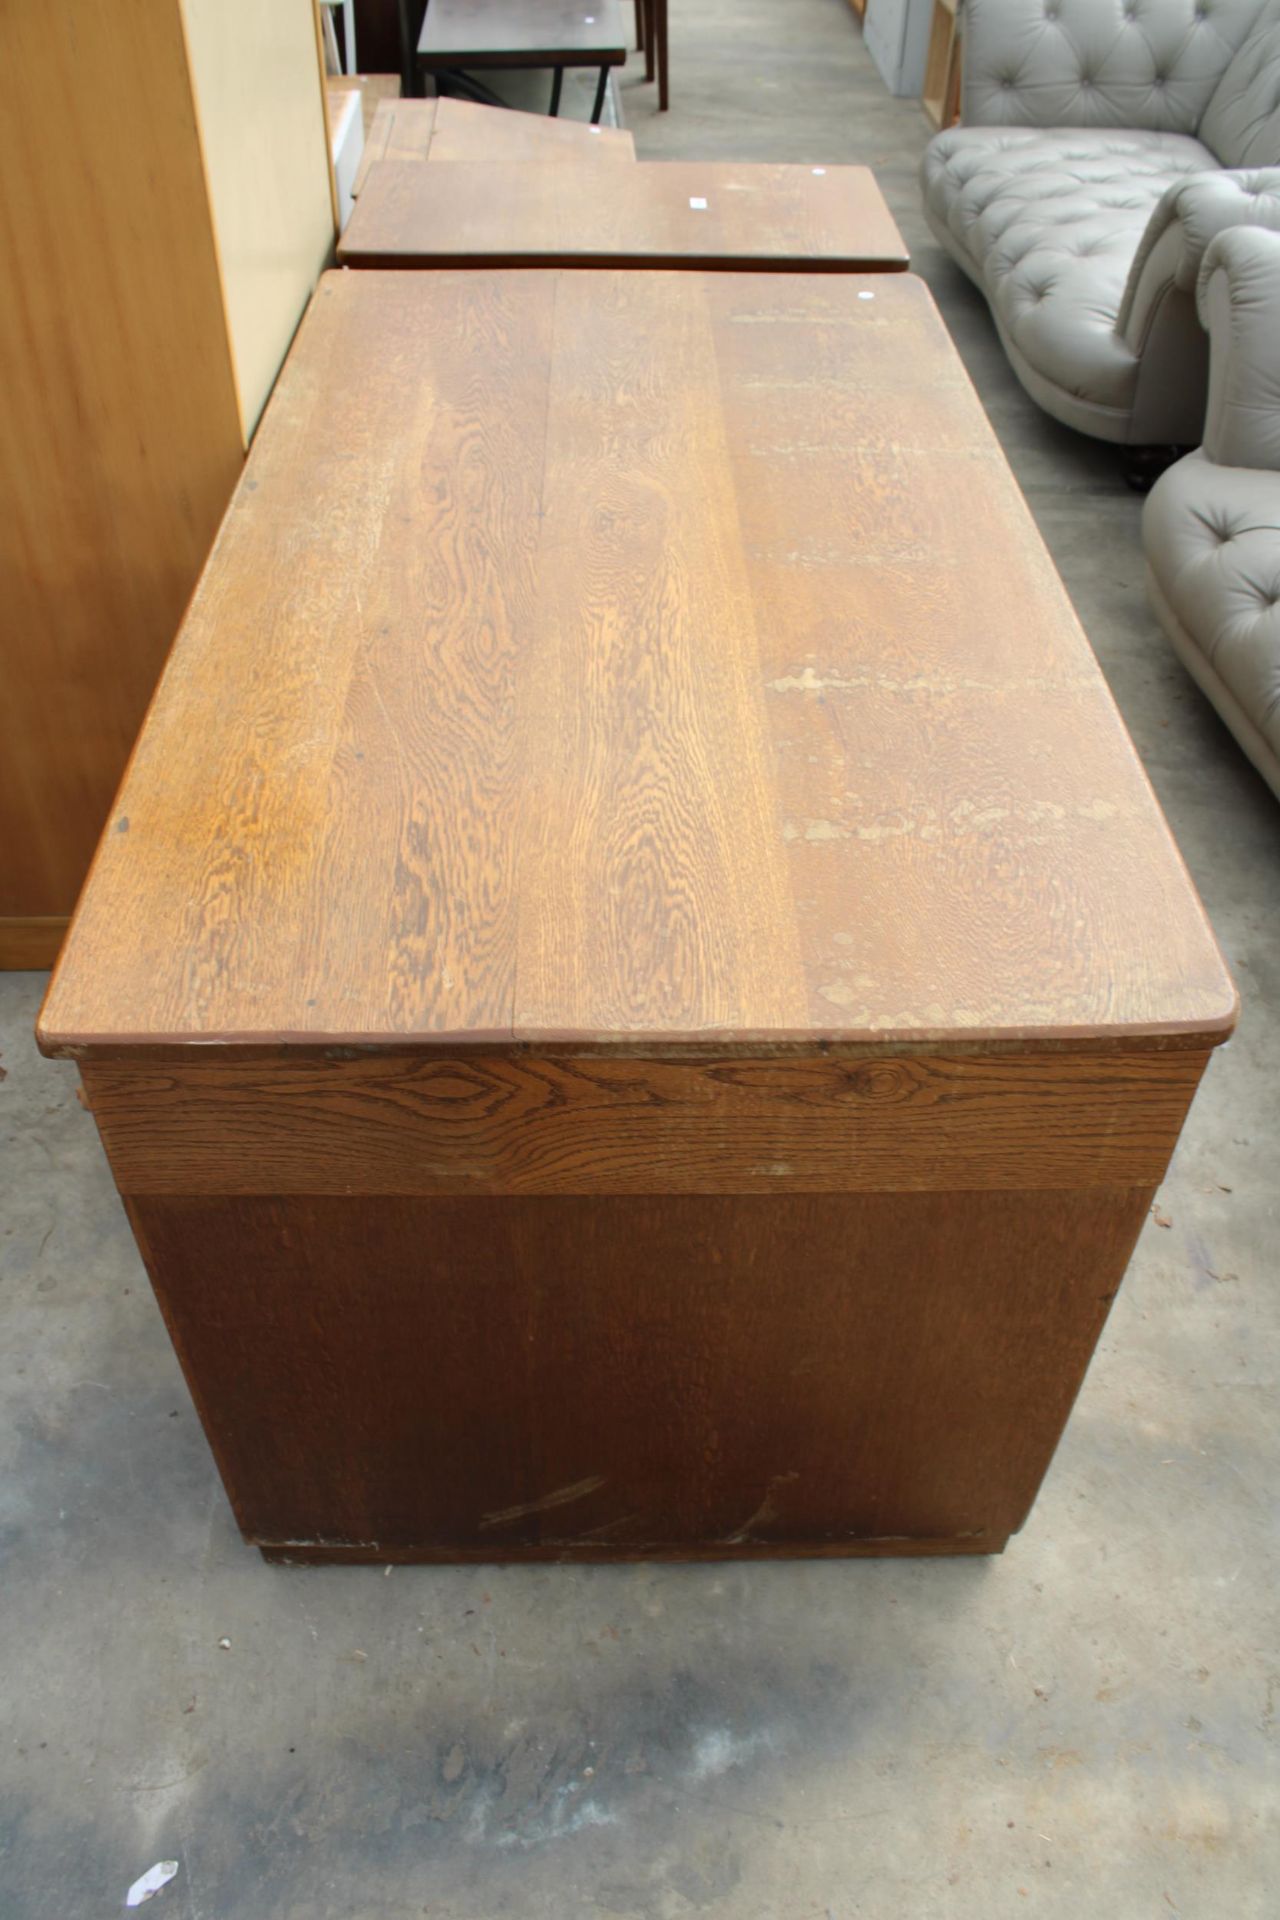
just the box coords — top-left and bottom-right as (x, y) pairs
(0, 0), (244, 923)
(181, 0), (336, 439)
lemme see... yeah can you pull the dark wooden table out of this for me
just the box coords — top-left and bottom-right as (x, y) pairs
(39, 268), (1236, 1564)
(338, 160), (910, 270)
(416, 0), (628, 122)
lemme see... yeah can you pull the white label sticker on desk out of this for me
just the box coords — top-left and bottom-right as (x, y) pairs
(689, 197), (708, 210)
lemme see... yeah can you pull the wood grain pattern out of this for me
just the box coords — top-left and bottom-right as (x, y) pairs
(43, 273), (549, 1045)
(417, 0), (627, 66)
(38, 270), (1235, 1051)
(338, 161), (909, 270)
(127, 1184), (1155, 1558)
(0, 0), (244, 924)
(81, 1045), (1207, 1195)
(353, 97), (635, 194)
(521, 270), (808, 1039)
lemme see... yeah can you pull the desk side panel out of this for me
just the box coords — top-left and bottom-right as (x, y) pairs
(124, 1184), (1155, 1557)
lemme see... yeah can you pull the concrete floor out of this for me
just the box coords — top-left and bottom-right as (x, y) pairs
(3, 2), (1279, 1913)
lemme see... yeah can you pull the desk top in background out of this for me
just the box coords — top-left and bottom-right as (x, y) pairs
(352, 97), (637, 194)
(339, 160), (910, 272)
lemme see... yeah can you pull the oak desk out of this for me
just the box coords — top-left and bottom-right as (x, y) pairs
(338, 160), (910, 272)
(351, 97), (636, 197)
(39, 270), (1235, 1563)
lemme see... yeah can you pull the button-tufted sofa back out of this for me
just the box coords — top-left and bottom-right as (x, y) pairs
(962, 0), (1267, 134)
(1200, 0), (1280, 160)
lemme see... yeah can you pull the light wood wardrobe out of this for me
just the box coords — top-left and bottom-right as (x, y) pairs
(0, 0), (337, 966)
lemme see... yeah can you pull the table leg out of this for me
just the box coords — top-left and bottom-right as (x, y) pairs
(549, 65), (564, 115)
(396, 0), (421, 96)
(656, 0), (669, 109)
(590, 65), (610, 123)
(644, 0), (655, 82)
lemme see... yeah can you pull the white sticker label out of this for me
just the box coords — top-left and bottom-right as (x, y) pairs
(858, 290), (875, 300)
(689, 197), (708, 210)
(812, 167), (827, 175)
(126, 1863), (180, 1910)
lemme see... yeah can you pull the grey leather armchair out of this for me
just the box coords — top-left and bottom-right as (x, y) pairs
(1144, 225), (1280, 793)
(921, 0), (1280, 443)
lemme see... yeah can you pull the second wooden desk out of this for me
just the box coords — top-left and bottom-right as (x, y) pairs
(338, 161), (909, 271)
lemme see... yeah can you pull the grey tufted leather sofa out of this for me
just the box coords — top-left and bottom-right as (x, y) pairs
(921, 0), (1280, 443)
(1144, 225), (1280, 793)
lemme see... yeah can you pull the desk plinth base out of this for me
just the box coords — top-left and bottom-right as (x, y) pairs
(260, 1533), (1009, 1564)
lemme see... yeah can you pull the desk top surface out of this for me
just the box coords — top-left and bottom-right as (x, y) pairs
(418, 0), (627, 64)
(352, 99), (635, 193)
(40, 269), (1235, 1054)
(338, 160), (910, 271)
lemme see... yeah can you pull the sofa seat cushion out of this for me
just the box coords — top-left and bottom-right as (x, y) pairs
(1145, 449), (1280, 789)
(923, 126), (1216, 412)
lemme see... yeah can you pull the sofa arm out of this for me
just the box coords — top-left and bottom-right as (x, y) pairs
(1118, 169), (1280, 353)
(1198, 226), (1280, 470)
(961, 0), (1257, 132)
